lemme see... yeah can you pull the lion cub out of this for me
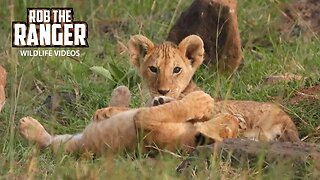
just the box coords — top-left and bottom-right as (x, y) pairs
(127, 34), (299, 143)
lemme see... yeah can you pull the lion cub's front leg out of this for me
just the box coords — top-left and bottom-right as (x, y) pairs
(94, 95), (173, 122)
(195, 114), (241, 142)
(151, 96), (175, 106)
(135, 91), (214, 129)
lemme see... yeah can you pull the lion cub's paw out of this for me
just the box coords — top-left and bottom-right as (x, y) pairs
(93, 107), (129, 122)
(152, 96), (175, 106)
(19, 116), (52, 148)
(93, 107), (117, 122)
(233, 113), (247, 132)
(109, 86), (131, 107)
(182, 91), (214, 119)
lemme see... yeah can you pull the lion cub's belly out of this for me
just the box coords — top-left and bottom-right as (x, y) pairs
(82, 109), (139, 155)
(143, 122), (198, 152)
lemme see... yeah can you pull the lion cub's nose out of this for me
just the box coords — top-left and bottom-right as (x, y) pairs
(158, 89), (170, 95)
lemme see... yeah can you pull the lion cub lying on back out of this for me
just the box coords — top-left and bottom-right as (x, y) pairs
(18, 35), (299, 156)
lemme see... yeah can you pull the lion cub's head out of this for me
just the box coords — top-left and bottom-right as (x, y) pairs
(128, 35), (204, 99)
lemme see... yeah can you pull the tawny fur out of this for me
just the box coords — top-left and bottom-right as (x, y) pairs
(128, 34), (299, 142)
(18, 35), (299, 156)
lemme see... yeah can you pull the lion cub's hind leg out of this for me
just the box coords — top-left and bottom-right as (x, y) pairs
(19, 116), (87, 153)
(93, 86), (131, 122)
(109, 85), (131, 107)
(19, 116), (53, 148)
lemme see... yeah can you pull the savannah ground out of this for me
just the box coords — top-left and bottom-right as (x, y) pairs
(0, 0), (319, 179)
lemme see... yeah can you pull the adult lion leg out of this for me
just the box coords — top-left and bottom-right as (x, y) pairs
(93, 86), (131, 122)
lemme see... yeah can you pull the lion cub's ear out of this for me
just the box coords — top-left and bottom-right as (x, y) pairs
(178, 35), (204, 70)
(128, 35), (154, 69)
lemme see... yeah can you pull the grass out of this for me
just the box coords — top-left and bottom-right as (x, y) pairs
(0, 0), (320, 179)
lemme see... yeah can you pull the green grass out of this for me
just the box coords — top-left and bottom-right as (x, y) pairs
(0, 0), (319, 178)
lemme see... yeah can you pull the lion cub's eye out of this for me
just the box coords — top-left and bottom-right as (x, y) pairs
(173, 67), (182, 74)
(149, 66), (158, 73)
